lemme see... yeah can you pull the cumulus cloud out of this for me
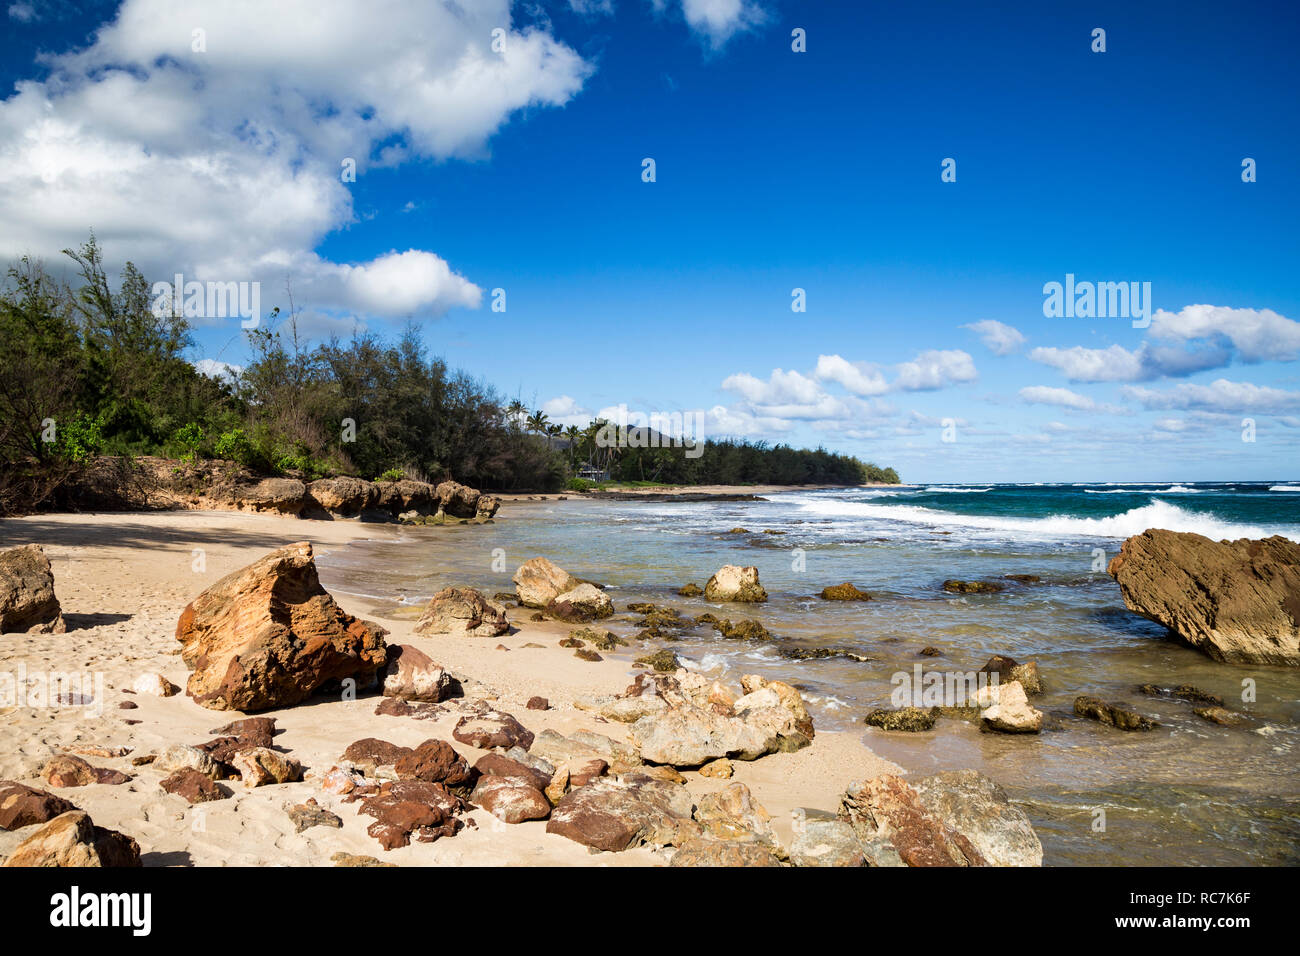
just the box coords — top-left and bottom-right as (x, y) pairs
(893, 349), (978, 390)
(8, 2), (36, 22)
(542, 395), (594, 427)
(1018, 385), (1097, 411)
(812, 354), (889, 396)
(963, 319), (1026, 355)
(1028, 342), (1231, 383)
(651, 0), (765, 48)
(0, 0), (590, 323)
(1122, 379), (1300, 414)
(1149, 305), (1300, 362)
(192, 358), (242, 382)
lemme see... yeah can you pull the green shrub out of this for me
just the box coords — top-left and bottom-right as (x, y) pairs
(376, 467), (404, 482)
(566, 477), (593, 492)
(174, 423), (204, 462)
(57, 413), (105, 463)
(214, 427), (254, 464)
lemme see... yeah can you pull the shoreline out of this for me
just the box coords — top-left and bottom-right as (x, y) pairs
(0, 509), (901, 866)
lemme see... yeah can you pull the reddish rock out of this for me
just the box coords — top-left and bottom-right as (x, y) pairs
(160, 769), (229, 804)
(473, 753), (552, 791)
(452, 712), (534, 751)
(339, 738), (414, 776)
(118, 701), (138, 710)
(526, 696), (549, 711)
(374, 697), (443, 719)
(381, 644), (459, 702)
(840, 774), (987, 867)
(546, 775), (695, 852)
(174, 541), (389, 712)
(0, 781), (76, 830)
(357, 780), (464, 850)
(393, 739), (474, 790)
(1, 811), (140, 867)
(471, 777), (551, 823)
(42, 755), (130, 788)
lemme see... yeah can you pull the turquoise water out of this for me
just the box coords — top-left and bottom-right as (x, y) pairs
(320, 482), (1300, 866)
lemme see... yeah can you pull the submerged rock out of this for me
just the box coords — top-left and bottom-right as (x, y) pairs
(1137, 683), (1223, 706)
(1108, 529), (1300, 665)
(677, 583), (704, 597)
(819, 582), (872, 601)
(942, 580), (1005, 594)
(1074, 695), (1157, 731)
(864, 706), (938, 732)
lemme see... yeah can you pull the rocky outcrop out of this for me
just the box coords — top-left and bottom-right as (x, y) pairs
(0, 544), (66, 634)
(308, 476), (377, 516)
(911, 770), (1043, 866)
(434, 480), (481, 518)
(2, 810), (141, 867)
(175, 542), (388, 711)
(414, 587), (509, 637)
(704, 565), (768, 602)
(1108, 530), (1300, 665)
(236, 478), (308, 515)
(840, 775), (987, 867)
(512, 557), (580, 609)
(0, 781), (76, 830)
(381, 644), (459, 702)
(546, 773), (695, 852)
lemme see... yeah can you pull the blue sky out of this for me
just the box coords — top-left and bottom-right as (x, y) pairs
(2, 0), (1298, 482)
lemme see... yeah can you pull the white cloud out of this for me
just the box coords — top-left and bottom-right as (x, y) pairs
(721, 368), (823, 405)
(0, 0), (590, 324)
(963, 319), (1025, 355)
(192, 358), (242, 382)
(813, 354), (889, 396)
(542, 395), (592, 427)
(7, 2), (36, 22)
(893, 349), (977, 390)
(1122, 379), (1300, 414)
(652, 0), (765, 48)
(1150, 305), (1300, 362)
(1028, 342), (1230, 382)
(1018, 385), (1097, 410)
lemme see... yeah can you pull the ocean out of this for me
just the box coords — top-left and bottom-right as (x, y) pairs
(317, 482), (1300, 866)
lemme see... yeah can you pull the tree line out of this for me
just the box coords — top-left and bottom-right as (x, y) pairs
(0, 236), (898, 514)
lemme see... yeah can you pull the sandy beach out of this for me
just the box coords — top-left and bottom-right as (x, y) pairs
(0, 509), (900, 866)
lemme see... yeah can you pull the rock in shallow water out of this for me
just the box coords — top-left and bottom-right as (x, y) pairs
(704, 565), (768, 603)
(1074, 695), (1157, 731)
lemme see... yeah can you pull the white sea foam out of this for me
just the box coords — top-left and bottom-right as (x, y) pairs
(1270, 485), (1300, 492)
(796, 497), (1287, 541)
(923, 486), (992, 493)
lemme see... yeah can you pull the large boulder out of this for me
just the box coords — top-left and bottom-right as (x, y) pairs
(174, 542), (388, 711)
(414, 587), (509, 637)
(911, 769), (1043, 867)
(381, 644), (459, 702)
(235, 478), (307, 515)
(476, 495), (501, 519)
(512, 557), (580, 609)
(0, 781), (76, 830)
(373, 479), (436, 515)
(435, 480), (481, 518)
(546, 774), (695, 852)
(545, 583), (614, 623)
(1108, 530), (1300, 665)
(308, 477), (378, 516)
(1, 811), (140, 867)
(0, 544), (66, 634)
(839, 774), (988, 867)
(704, 565), (768, 603)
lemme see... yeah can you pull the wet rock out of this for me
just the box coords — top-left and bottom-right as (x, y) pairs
(1009, 662), (1043, 696)
(677, 583), (703, 597)
(1108, 529), (1300, 665)
(1, 810), (140, 867)
(512, 557), (580, 609)
(288, 800), (343, 833)
(635, 649), (681, 672)
(1193, 706), (1251, 727)
(980, 682), (1043, 734)
(1138, 683), (1223, 706)
(864, 706), (938, 732)
(414, 587), (509, 637)
(231, 747), (302, 787)
(546, 774), (695, 852)
(174, 541), (388, 712)
(452, 711), (534, 751)
(942, 580), (1004, 594)
(42, 755), (130, 788)
(1074, 695), (1157, 731)
(471, 777), (551, 823)
(919, 646), (942, 657)
(160, 769), (229, 804)
(912, 769), (1043, 866)
(1003, 574), (1041, 583)
(840, 775), (987, 867)
(356, 780), (464, 850)
(819, 583), (872, 601)
(0, 543), (65, 634)
(978, 655), (1020, 678)
(704, 565), (768, 603)
(0, 781), (75, 830)
(546, 583), (615, 623)
(715, 618), (772, 641)
(394, 739), (474, 790)
(381, 644), (459, 703)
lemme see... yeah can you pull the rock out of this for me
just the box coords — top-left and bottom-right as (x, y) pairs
(789, 815), (867, 867)
(231, 747), (302, 787)
(452, 712), (534, 751)
(529, 729), (639, 774)
(160, 769), (229, 804)
(919, 646), (942, 657)
(339, 738), (414, 778)
(208, 716), (278, 740)
(154, 744), (224, 780)
(980, 682), (1043, 734)
(912, 769), (1043, 867)
(1193, 706), (1251, 726)
(0, 544), (66, 634)
(546, 583), (614, 623)
(42, 755), (130, 787)
(393, 739), (474, 790)
(380, 644), (459, 703)
(571, 626), (625, 650)
(1, 811), (140, 867)
(574, 648), (602, 662)
(942, 580), (1004, 594)
(196, 719), (275, 769)
(475, 495), (501, 519)
(131, 672), (178, 697)
(1004, 573), (1042, 583)
(1108, 530), (1300, 665)
(513, 557), (581, 609)
(1138, 683), (1223, 706)
(118, 701), (138, 709)
(236, 477), (307, 515)
(567, 757), (609, 788)
(471, 777), (551, 823)
(698, 758), (733, 779)
(704, 565), (768, 603)
(434, 480), (482, 518)
(545, 768), (569, 805)
(174, 541), (388, 711)
(526, 696), (549, 711)
(1009, 662), (1043, 696)
(331, 851), (396, 867)
(288, 800), (343, 833)
(840, 775), (987, 867)
(670, 836), (782, 867)
(978, 655), (1019, 678)
(713, 617), (772, 641)
(308, 476), (377, 515)
(1074, 695), (1157, 731)
(474, 753), (552, 791)
(635, 649), (681, 672)
(356, 780), (464, 850)
(373, 479), (435, 514)
(414, 587), (509, 637)
(819, 582), (872, 601)
(694, 782), (778, 850)
(0, 781), (76, 830)
(546, 774), (695, 852)
(66, 746), (131, 759)
(321, 765), (365, 794)
(865, 706), (938, 732)
(677, 583), (703, 597)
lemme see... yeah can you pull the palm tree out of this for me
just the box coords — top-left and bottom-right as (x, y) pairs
(525, 410), (549, 435)
(506, 399), (527, 430)
(563, 424), (581, 465)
